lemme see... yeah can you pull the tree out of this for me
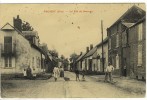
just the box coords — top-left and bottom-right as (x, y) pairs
(59, 55), (69, 70)
(69, 53), (78, 71)
(40, 43), (48, 53)
(60, 55), (65, 60)
(63, 58), (69, 71)
(69, 53), (78, 63)
(49, 49), (58, 58)
(22, 21), (34, 31)
(48, 49), (59, 67)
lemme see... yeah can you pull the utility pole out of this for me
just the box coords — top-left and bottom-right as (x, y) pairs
(0, 44), (1, 66)
(101, 20), (104, 72)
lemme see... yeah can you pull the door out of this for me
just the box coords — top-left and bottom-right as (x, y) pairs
(89, 59), (92, 71)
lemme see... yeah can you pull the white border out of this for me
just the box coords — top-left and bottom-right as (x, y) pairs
(0, 0), (146, 3)
(0, 0), (146, 100)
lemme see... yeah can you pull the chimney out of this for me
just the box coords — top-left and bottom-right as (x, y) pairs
(80, 52), (82, 55)
(13, 15), (22, 32)
(86, 47), (89, 52)
(90, 44), (93, 50)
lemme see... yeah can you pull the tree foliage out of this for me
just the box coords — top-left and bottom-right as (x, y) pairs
(49, 49), (58, 58)
(22, 21), (34, 31)
(69, 53), (78, 62)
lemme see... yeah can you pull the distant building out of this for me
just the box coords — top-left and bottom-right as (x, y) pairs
(95, 37), (108, 72)
(82, 45), (97, 72)
(76, 52), (86, 71)
(76, 39), (108, 73)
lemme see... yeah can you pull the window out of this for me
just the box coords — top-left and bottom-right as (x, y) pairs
(138, 23), (143, 41)
(0, 44), (2, 64)
(38, 58), (40, 68)
(4, 36), (12, 53)
(109, 38), (111, 50)
(116, 54), (119, 69)
(4, 56), (12, 67)
(36, 57), (39, 68)
(116, 34), (119, 47)
(32, 57), (34, 67)
(137, 44), (142, 66)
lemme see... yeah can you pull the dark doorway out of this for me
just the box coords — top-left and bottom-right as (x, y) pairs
(89, 59), (92, 71)
(123, 58), (127, 77)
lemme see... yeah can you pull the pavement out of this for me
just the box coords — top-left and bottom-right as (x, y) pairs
(87, 74), (146, 94)
(1, 71), (145, 98)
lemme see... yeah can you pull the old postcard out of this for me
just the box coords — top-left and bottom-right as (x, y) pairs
(0, 3), (146, 98)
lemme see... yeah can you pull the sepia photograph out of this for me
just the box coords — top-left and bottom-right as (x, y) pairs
(0, 2), (146, 98)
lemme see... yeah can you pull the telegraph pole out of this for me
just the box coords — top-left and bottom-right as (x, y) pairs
(101, 20), (104, 72)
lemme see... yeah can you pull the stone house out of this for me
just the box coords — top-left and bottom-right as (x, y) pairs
(0, 23), (45, 77)
(127, 17), (146, 79)
(107, 5), (145, 76)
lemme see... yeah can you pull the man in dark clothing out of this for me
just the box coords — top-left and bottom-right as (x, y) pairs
(26, 66), (32, 79)
(75, 69), (80, 81)
(82, 69), (85, 81)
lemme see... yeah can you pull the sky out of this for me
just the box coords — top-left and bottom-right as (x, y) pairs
(0, 3), (145, 58)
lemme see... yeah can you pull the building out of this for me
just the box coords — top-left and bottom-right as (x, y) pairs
(127, 17), (146, 79)
(76, 38), (108, 73)
(0, 23), (45, 78)
(107, 5), (145, 76)
(95, 37), (108, 72)
(82, 45), (97, 72)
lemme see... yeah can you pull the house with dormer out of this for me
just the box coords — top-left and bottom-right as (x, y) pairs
(0, 23), (46, 78)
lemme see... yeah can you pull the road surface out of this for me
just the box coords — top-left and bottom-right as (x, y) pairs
(1, 71), (144, 98)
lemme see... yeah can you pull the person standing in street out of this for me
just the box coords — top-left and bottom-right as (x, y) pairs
(75, 69), (80, 81)
(26, 66), (32, 79)
(23, 68), (27, 79)
(60, 66), (64, 77)
(104, 62), (114, 82)
(81, 68), (85, 81)
(32, 68), (37, 80)
(53, 66), (60, 81)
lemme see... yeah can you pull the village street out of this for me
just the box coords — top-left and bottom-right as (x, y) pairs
(1, 71), (144, 98)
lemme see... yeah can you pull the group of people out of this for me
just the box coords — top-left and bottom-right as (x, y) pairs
(53, 66), (64, 81)
(24, 62), (114, 82)
(23, 66), (37, 80)
(75, 68), (85, 81)
(74, 62), (115, 82)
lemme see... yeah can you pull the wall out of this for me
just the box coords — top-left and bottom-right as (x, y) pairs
(0, 30), (32, 74)
(30, 46), (42, 74)
(0, 28), (43, 75)
(108, 23), (124, 76)
(96, 42), (108, 72)
(128, 20), (146, 79)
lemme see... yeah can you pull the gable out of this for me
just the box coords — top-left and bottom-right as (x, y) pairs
(109, 5), (145, 29)
(1, 23), (15, 30)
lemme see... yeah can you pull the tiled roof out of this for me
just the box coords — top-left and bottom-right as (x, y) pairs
(83, 47), (97, 59)
(97, 37), (108, 48)
(22, 31), (38, 36)
(109, 5), (145, 28)
(76, 52), (87, 62)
